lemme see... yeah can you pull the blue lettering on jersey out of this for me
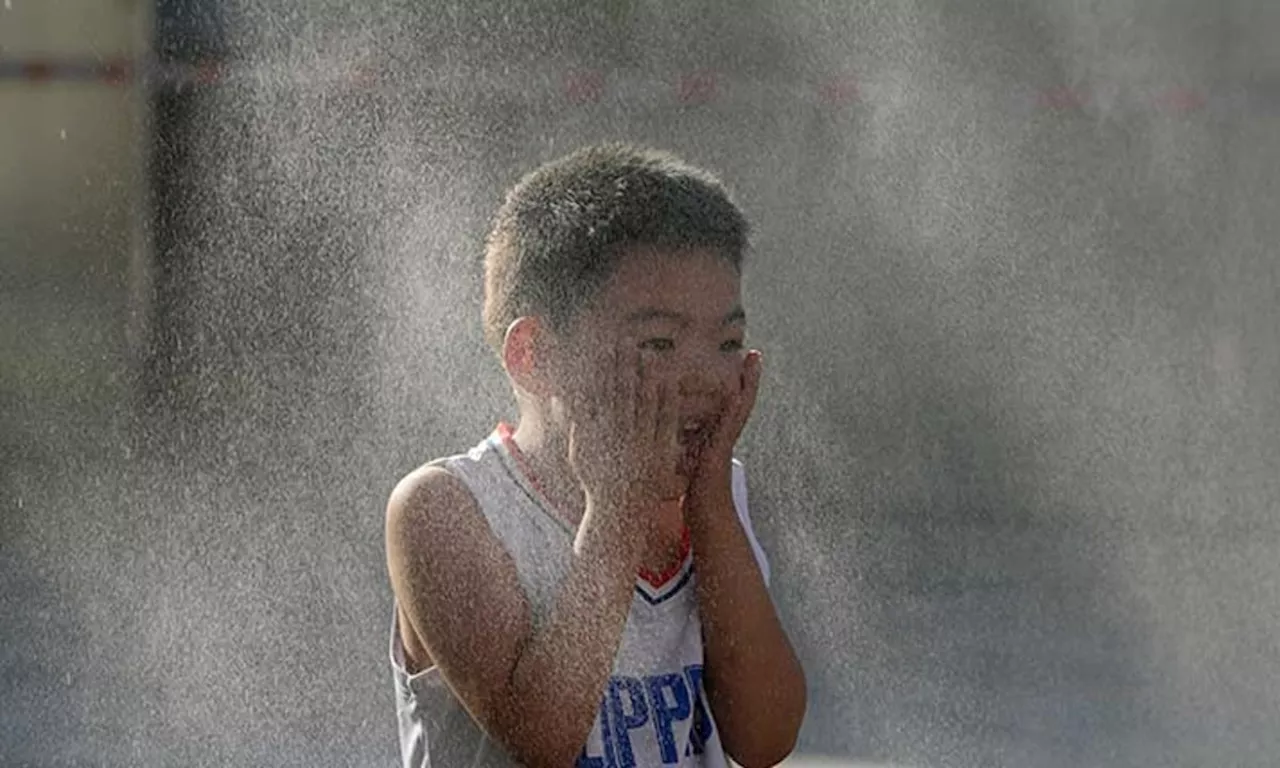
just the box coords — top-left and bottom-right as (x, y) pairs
(576, 665), (715, 766)
(648, 673), (692, 763)
(684, 664), (713, 755)
(609, 676), (649, 767)
(576, 699), (618, 768)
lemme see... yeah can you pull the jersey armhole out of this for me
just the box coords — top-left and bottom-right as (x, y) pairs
(730, 459), (771, 587)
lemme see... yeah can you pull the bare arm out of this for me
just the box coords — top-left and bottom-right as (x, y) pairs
(385, 466), (644, 768)
(686, 471), (807, 768)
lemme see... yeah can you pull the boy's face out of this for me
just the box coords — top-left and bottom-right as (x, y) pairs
(555, 246), (748, 492)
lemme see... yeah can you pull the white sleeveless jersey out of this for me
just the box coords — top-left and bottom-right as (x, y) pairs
(390, 424), (771, 768)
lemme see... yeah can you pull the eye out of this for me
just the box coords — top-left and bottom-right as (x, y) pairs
(720, 339), (744, 353)
(639, 338), (675, 352)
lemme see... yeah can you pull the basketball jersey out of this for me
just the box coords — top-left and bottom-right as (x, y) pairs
(389, 424), (772, 768)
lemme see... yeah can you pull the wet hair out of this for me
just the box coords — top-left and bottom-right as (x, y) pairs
(482, 142), (750, 356)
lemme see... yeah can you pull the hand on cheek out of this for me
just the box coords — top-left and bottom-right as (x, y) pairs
(693, 349), (762, 489)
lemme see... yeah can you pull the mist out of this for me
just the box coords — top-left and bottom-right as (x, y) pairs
(3, 1), (1279, 766)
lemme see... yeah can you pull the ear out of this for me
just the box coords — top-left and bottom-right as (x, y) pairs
(501, 316), (554, 397)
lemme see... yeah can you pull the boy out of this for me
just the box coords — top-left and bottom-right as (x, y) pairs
(385, 143), (806, 767)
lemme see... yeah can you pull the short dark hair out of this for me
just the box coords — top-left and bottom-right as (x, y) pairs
(482, 143), (750, 356)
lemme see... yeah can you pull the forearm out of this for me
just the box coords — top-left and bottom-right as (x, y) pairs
(505, 509), (643, 766)
(687, 480), (806, 767)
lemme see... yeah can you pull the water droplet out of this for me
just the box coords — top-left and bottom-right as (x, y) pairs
(60, 129), (67, 140)
(3, 0), (10, 10)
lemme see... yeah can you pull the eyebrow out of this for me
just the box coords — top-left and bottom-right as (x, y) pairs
(625, 306), (746, 326)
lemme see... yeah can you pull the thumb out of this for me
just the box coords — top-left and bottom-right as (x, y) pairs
(716, 350), (761, 449)
(567, 420), (581, 465)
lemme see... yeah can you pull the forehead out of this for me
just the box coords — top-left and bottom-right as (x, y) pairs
(592, 246), (741, 318)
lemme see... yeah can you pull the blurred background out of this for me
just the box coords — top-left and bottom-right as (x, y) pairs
(3, 1), (1279, 766)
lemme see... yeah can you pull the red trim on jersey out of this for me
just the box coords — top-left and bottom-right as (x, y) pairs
(495, 422), (692, 589)
(638, 527), (693, 589)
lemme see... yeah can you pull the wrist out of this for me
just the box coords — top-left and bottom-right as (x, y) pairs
(578, 497), (649, 563)
(684, 469), (735, 533)
(687, 460), (733, 504)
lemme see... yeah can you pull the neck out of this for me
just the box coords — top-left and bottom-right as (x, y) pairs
(509, 410), (585, 521)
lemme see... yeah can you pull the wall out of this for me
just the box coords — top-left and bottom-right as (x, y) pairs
(0, 0), (151, 466)
(3, 2), (1280, 766)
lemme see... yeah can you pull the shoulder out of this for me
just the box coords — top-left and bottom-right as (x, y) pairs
(385, 462), (495, 570)
(384, 461), (534, 706)
(387, 463), (476, 526)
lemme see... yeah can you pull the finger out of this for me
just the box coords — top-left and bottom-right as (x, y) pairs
(596, 347), (618, 423)
(564, 370), (590, 424)
(655, 380), (680, 458)
(637, 362), (660, 441)
(738, 349), (762, 419)
(713, 351), (761, 452)
(579, 359), (600, 423)
(633, 350), (645, 424)
(566, 392), (585, 426)
(614, 344), (636, 430)
(567, 419), (580, 456)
